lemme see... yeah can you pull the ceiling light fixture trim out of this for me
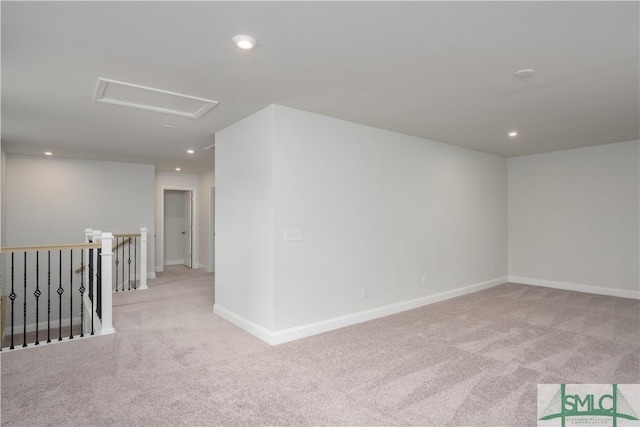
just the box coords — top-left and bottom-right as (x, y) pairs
(232, 35), (257, 49)
(514, 69), (535, 78)
(93, 78), (218, 118)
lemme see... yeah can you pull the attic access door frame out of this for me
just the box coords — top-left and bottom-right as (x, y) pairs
(160, 186), (197, 272)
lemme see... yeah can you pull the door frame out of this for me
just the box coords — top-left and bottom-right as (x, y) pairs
(209, 186), (215, 273)
(159, 186), (197, 273)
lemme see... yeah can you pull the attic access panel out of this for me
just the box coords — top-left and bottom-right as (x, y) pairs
(93, 78), (218, 118)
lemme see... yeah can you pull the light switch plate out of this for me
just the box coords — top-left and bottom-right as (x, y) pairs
(283, 228), (303, 241)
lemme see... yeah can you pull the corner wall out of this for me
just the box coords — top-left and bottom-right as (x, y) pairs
(215, 105), (507, 342)
(508, 140), (640, 298)
(214, 106), (275, 331)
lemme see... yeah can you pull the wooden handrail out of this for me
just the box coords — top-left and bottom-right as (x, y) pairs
(113, 233), (141, 238)
(74, 237), (133, 274)
(0, 242), (101, 254)
(112, 237), (133, 251)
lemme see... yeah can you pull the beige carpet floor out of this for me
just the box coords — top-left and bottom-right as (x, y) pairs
(1, 266), (638, 426)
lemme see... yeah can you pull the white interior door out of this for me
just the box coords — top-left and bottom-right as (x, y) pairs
(183, 191), (193, 268)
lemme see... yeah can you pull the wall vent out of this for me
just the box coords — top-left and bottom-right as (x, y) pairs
(93, 78), (218, 118)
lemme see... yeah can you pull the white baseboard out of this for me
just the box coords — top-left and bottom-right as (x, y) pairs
(508, 276), (640, 300)
(155, 266), (163, 273)
(198, 263), (212, 272)
(214, 276), (507, 346)
(164, 259), (184, 266)
(213, 305), (274, 344)
(148, 272), (156, 279)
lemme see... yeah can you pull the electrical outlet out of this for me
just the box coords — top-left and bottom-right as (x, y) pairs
(361, 287), (368, 298)
(422, 276), (428, 286)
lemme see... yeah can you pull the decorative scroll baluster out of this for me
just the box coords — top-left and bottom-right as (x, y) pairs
(22, 252), (27, 347)
(35, 252), (41, 345)
(69, 250), (73, 340)
(47, 251), (51, 343)
(57, 250), (63, 341)
(9, 253), (16, 350)
(79, 249), (85, 338)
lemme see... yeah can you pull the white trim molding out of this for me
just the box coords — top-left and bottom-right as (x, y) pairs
(508, 276), (640, 300)
(214, 276), (508, 346)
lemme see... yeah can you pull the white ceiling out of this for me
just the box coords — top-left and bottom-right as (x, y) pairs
(2, 1), (638, 173)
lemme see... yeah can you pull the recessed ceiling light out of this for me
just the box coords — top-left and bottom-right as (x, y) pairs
(163, 124), (176, 129)
(186, 149), (195, 154)
(508, 131), (519, 137)
(175, 167), (181, 171)
(232, 35), (257, 50)
(44, 151), (53, 156)
(514, 69), (535, 78)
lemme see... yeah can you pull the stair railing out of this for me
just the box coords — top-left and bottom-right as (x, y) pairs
(0, 232), (115, 351)
(84, 228), (148, 292)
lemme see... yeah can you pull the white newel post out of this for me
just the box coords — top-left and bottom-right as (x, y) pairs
(100, 232), (115, 334)
(140, 227), (148, 290)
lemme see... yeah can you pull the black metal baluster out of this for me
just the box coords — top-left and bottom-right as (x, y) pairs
(47, 251), (51, 343)
(134, 236), (138, 290)
(121, 239), (125, 292)
(128, 238), (132, 291)
(34, 252), (41, 345)
(97, 248), (102, 320)
(79, 249), (85, 338)
(22, 252), (27, 347)
(114, 238), (118, 292)
(69, 249), (73, 340)
(57, 250), (63, 341)
(89, 248), (94, 336)
(9, 253), (16, 349)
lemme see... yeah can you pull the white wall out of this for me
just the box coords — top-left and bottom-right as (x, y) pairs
(164, 190), (185, 265)
(1, 148), (7, 247)
(215, 106), (275, 330)
(508, 140), (640, 298)
(271, 105), (507, 330)
(155, 172), (199, 271)
(198, 169), (214, 271)
(215, 105), (507, 341)
(1, 148), (6, 296)
(6, 155), (155, 273)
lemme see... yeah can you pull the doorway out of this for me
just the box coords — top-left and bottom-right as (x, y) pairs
(163, 189), (194, 268)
